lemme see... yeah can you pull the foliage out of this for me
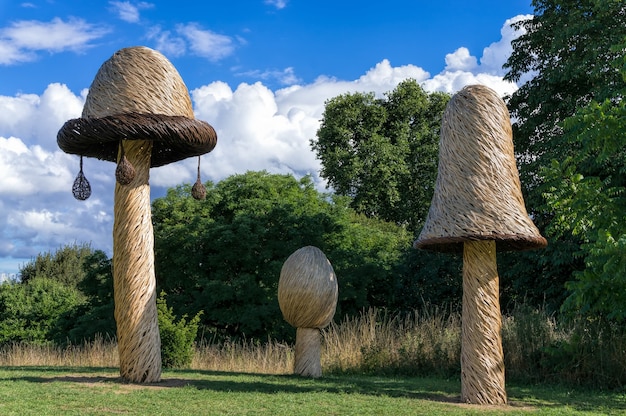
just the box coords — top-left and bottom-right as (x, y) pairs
(157, 291), (202, 368)
(501, 0), (626, 311)
(0, 245), (116, 345)
(63, 250), (116, 344)
(312, 79), (449, 233)
(19, 242), (96, 288)
(152, 171), (412, 341)
(543, 85), (626, 321)
(504, 0), (626, 194)
(0, 277), (86, 344)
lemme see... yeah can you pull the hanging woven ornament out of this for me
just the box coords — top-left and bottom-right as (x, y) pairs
(72, 156), (92, 200)
(115, 140), (136, 185)
(191, 156), (206, 200)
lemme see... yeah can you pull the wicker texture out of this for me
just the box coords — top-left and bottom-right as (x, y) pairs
(294, 328), (322, 378)
(56, 46), (217, 167)
(461, 241), (506, 404)
(278, 246), (338, 378)
(57, 46), (218, 383)
(113, 140), (161, 383)
(414, 84), (546, 253)
(278, 246), (338, 329)
(58, 112), (217, 168)
(71, 156), (91, 200)
(82, 46), (194, 118)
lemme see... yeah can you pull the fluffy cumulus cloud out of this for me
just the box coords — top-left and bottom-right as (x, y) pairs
(422, 15), (533, 96)
(0, 16), (529, 274)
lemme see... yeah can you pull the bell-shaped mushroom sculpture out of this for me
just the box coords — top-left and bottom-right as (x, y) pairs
(278, 246), (338, 378)
(414, 84), (546, 405)
(57, 46), (217, 383)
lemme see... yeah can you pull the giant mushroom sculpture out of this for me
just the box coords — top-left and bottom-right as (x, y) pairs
(57, 46), (217, 383)
(278, 246), (338, 378)
(413, 84), (546, 405)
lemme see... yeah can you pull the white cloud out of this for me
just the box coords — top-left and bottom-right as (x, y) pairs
(146, 25), (187, 57)
(0, 83), (85, 146)
(444, 47), (478, 72)
(420, 15), (530, 97)
(147, 23), (236, 61)
(236, 67), (302, 86)
(0, 18), (110, 65)
(265, 0), (288, 9)
(0, 137), (74, 196)
(479, 15), (533, 76)
(109, 1), (154, 23)
(0, 15), (531, 274)
(176, 23), (235, 61)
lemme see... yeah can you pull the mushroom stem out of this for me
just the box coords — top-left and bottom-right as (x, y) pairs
(461, 240), (506, 405)
(113, 139), (161, 383)
(294, 327), (322, 378)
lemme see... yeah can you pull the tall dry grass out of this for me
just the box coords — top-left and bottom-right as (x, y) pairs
(5, 306), (626, 388)
(192, 338), (293, 374)
(0, 307), (463, 376)
(0, 334), (118, 367)
(322, 307), (461, 376)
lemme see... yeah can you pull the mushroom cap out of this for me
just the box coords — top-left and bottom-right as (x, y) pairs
(278, 246), (338, 329)
(413, 84), (547, 253)
(57, 46), (217, 167)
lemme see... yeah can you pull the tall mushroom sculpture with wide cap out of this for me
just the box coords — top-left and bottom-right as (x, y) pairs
(57, 46), (217, 383)
(413, 84), (546, 405)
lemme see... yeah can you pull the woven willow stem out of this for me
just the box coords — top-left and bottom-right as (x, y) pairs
(113, 140), (161, 383)
(461, 240), (506, 405)
(294, 327), (322, 378)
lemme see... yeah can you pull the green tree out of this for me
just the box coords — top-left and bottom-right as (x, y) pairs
(543, 77), (626, 321)
(504, 0), (626, 195)
(19, 242), (95, 288)
(500, 0), (626, 311)
(61, 250), (116, 344)
(152, 171), (412, 341)
(311, 79), (449, 233)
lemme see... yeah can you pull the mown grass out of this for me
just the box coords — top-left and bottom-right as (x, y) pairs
(1, 307), (626, 414)
(1, 366), (626, 415)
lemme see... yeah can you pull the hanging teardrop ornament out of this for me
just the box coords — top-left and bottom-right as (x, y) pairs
(72, 156), (91, 200)
(191, 156), (206, 200)
(115, 140), (135, 185)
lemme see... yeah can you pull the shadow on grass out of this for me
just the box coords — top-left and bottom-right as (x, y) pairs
(3, 366), (626, 413)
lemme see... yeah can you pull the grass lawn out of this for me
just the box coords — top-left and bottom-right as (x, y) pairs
(0, 367), (625, 415)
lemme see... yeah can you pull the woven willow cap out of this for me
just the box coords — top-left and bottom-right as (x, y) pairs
(413, 84), (547, 253)
(278, 246), (338, 329)
(57, 46), (217, 167)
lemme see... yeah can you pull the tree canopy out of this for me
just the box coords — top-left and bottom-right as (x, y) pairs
(499, 0), (626, 312)
(152, 171), (413, 341)
(504, 0), (626, 197)
(543, 60), (626, 321)
(311, 79), (449, 233)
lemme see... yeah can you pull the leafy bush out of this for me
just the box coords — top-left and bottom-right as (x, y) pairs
(0, 278), (86, 344)
(157, 292), (202, 368)
(152, 171), (411, 342)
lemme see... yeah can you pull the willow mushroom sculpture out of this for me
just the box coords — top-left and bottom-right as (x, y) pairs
(413, 84), (546, 405)
(57, 46), (217, 383)
(278, 246), (338, 378)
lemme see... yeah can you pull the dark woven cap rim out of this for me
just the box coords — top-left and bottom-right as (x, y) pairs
(57, 112), (217, 168)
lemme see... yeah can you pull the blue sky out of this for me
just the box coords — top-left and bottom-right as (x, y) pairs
(0, 0), (534, 277)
